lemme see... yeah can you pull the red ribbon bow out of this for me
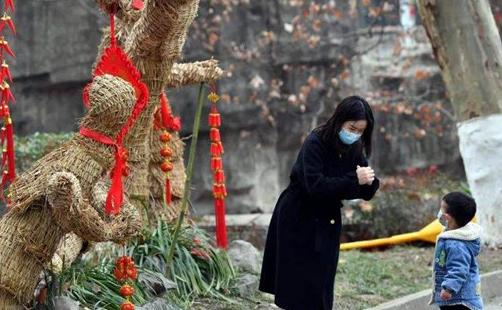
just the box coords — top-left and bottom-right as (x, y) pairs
(80, 127), (128, 215)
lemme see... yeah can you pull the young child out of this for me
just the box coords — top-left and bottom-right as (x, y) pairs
(430, 192), (483, 310)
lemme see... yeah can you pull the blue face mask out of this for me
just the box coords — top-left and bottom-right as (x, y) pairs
(338, 128), (362, 145)
(437, 210), (448, 227)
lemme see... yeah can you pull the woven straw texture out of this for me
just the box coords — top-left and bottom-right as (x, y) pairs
(0, 75), (142, 306)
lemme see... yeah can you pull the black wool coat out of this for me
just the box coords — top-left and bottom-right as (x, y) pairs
(259, 131), (379, 310)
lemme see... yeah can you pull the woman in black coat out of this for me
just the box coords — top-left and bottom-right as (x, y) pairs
(259, 96), (380, 310)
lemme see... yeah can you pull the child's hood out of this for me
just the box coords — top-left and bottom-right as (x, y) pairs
(438, 222), (482, 256)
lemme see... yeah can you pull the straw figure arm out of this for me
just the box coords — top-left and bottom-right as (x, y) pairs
(47, 172), (141, 243)
(165, 59), (224, 88)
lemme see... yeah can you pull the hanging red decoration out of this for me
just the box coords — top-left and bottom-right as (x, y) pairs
(3, 0), (14, 13)
(79, 13), (149, 215)
(0, 0), (16, 199)
(113, 256), (138, 310)
(131, 0), (144, 10)
(208, 85), (228, 249)
(0, 37), (14, 58)
(153, 93), (181, 207)
(0, 13), (14, 34)
(1, 61), (12, 82)
(1, 81), (14, 103)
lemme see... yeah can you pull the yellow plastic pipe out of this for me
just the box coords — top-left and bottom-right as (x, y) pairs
(340, 219), (443, 251)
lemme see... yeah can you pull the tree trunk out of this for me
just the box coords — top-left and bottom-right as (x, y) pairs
(417, 0), (502, 246)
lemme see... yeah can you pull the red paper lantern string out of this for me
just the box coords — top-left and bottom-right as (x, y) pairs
(208, 85), (228, 249)
(0, 13), (14, 34)
(0, 0), (16, 200)
(155, 93), (181, 206)
(4, 0), (14, 13)
(113, 256), (138, 310)
(131, 0), (144, 10)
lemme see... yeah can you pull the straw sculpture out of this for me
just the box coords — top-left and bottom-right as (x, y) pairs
(0, 74), (142, 307)
(94, 0), (223, 222)
(52, 0), (224, 275)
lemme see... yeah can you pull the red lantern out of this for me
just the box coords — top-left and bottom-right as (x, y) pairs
(119, 284), (135, 297)
(214, 170), (225, 183)
(160, 147), (173, 157)
(210, 157), (223, 171)
(159, 132), (171, 142)
(209, 128), (221, 142)
(120, 301), (135, 310)
(208, 111), (221, 128)
(161, 161), (173, 172)
(210, 142), (223, 156)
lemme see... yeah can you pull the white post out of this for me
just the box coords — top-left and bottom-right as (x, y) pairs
(458, 114), (502, 247)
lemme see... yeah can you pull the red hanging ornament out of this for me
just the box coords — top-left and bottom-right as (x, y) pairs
(210, 157), (223, 171)
(159, 132), (171, 142)
(0, 105), (15, 196)
(209, 127), (221, 142)
(165, 179), (172, 204)
(160, 93), (182, 131)
(210, 142), (223, 156)
(120, 302), (135, 310)
(214, 198), (228, 249)
(131, 0), (144, 10)
(160, 161), (173, 172)
(214, 169), (225, 183)
(4, 0), (14, 13)
(1, 81), (14, 104)
(114, 256), (138, 282)
(0, 13), (15, 34)
(208, 106), (221, 127)
(1, 61), (12, 82)
(80, 13), (149, 215)
(119, 284), (135, 297)
(155, 93), (181, 208)
(207, 86), (228, 249)
(0, 37), (15, 58)
(82, 83), (92, 109)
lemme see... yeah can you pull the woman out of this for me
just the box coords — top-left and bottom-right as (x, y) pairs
(259, 96), (380, 310)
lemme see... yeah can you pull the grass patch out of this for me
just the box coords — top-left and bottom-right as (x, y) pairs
(191, 246), (502, 310)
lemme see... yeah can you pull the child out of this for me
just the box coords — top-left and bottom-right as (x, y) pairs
(430, 192), (484, 310)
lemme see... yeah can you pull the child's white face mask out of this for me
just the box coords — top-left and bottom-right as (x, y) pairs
(437, 210), (448, 227)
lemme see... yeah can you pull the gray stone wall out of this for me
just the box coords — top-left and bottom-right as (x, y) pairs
(9, 0), (461, 215)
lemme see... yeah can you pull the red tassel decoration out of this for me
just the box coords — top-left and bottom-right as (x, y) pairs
(82, 83), (91, 109)
(155, 93), (181, 207)
(1, 61), (12, 82)
(214, 170), (225, 183)
(208, 86), (228, 249)
(214, 198), (228, 249)
(165, 179), (172, 205)
(4, 0), (14, 13)
(1, 81), (14, 103)
(208, 106), (221, 127)
(0, 14), (15, 34)
(0, 37), (15, 58)
(210, 157), (223, 171)
(0, 110), (15, 197)
(0, 0), (16, 199)
(131, 0), (144, 10)
(209, 128), (220, 142)
(210, 142), (223, 156)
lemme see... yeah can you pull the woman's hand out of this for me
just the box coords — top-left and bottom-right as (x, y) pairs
(356, 165), (375, 185)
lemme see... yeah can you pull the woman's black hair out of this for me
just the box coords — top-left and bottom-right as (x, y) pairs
(314, 95), (374, 157)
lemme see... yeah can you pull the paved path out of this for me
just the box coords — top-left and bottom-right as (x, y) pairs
(485, 295), (502, 310)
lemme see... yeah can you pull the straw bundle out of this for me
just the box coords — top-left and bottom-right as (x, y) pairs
(165, 59), (224, 88)
(0, 75), (142, 306)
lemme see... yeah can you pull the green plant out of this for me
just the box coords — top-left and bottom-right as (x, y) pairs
(49, 221), (236, 309)
(14, 132), (72, 172)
